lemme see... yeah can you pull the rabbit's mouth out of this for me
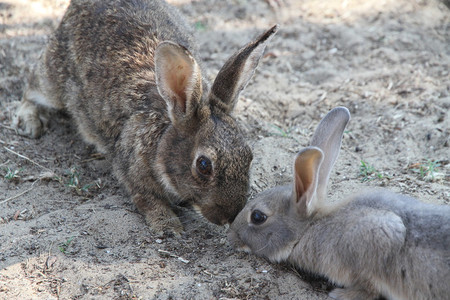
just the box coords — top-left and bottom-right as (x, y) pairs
(191, 204), (225, 225)
(192, 203), (236, 226)
(227, 230), (252, 253)
(235, 244), (251, 253)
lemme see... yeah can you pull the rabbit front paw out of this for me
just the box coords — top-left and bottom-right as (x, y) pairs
(12, 100), (47, 138)
(133, 194), (183, 237)
(144, 209), (184, 237)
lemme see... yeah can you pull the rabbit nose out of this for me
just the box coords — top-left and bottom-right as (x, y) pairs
(215, 217), (230, 226)
(215, 215), (233, 226)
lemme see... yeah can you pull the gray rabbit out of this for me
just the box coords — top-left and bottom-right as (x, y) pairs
(229, 107), (450, 299)
(13, 0), (278, 235)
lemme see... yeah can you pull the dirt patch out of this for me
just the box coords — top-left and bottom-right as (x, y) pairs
(0, 0), (448, 299)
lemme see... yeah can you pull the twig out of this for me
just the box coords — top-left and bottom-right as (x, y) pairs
(0, 139), (15, 146)
(0, 123), (17, 132)
(80, 157), (104, 163)
(0, 180), (38, 205)
(0, 159), (10, 167)
(158, 249), (190, 264)
(3, 146), (52, 172)
(80, 153), (104, 163)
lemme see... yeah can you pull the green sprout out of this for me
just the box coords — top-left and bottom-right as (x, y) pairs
(194, 21), (207, 31)
(66, 167), (80, 188)
(269, 124), (301, 143)
(411, 159), (442, 181)
(4, 167), (23, 180)
(359, 160), (384, 182)
(65, 166), (92, 194)
(58, 236), (74, 254)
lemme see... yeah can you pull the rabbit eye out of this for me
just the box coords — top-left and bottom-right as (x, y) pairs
(196, 156), (212, 176)
(250, 210), (267, 225)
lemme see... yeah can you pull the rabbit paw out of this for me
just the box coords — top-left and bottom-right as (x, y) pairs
(144, 208), (183, 237)
(12, 101), (47, 138)
(133, 194), (184, 237)
(329, 287), (379, 300)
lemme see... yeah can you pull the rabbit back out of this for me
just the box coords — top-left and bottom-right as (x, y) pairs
(352, 191), (450, 299)
(43, 0), (199, 151)
(292, 190), (450, 300)
(352, 190), (450, 251)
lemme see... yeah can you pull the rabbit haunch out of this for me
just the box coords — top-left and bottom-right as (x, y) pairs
(13, 0), (278, 235)
(229, 107), (450, 300)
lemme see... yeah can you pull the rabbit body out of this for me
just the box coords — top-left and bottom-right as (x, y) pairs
(295, 190), (449, 300)
(13, 0), (278, 235)
(229, 107), (450, 300)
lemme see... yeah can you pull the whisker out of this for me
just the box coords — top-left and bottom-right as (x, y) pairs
(255, 242), (269, 254)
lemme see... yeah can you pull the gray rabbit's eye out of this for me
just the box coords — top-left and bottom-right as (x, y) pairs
(251, 210), (267, 225)
(196, 156), (212, 176)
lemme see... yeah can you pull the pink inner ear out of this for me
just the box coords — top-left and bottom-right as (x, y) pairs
(295, 173), (306, 200)
(295, 158), (315, 200)
(168, 66), (187, 112)
(293, 148), (324, 217)
(162, 49), (194, 114)
(156, 42), (203, 120)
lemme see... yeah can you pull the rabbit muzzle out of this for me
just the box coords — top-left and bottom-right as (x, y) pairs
(227, 228), (251, 252)
(193, 200), (244, 226)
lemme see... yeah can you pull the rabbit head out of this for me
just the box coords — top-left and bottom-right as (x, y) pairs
(154, 25), (279, 225)
(228, 107), (351, 260)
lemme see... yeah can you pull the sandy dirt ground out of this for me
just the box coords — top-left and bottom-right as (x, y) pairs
(0, 0), (449, 299)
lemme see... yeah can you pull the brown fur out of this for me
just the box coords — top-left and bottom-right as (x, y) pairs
(13, 0), (278, 235)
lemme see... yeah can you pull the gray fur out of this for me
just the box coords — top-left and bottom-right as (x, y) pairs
(229, 107), (450, 299)
(13, 0), (278, 235)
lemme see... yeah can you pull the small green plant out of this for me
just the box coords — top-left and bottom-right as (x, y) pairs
(63, 166), (104, 196)
(81, 183), (93, 192)
(194, 21), (206, 31)
(3, 167), (23, 180)
(269, 124), (301, 143)
(411, 159), (442, 181)
(271, 124), (290, 137)
(58, 236), (74, 254)
(65, 166), (92, 194)
(66, 167), (80, 188)
(359, 160), (384, 182)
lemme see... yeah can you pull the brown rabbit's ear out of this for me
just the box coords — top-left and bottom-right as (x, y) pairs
(293, 147), (323, 217)
(309, 107), (350, 204)
(209, 25), (279, 114)
(155, 42), (203, 124)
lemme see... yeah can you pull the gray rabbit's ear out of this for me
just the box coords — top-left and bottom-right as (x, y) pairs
(293, 147), (324, 217)
(310, 107), (350, 203)
(209, 25), (278, 114)
(155, 42), (203, 125)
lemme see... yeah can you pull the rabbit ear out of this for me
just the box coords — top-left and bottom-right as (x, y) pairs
(292, 147), (324, 217)
(155, 41), (203, 124)
(309, 107), (350, 203)
(209, 25), (278, 114)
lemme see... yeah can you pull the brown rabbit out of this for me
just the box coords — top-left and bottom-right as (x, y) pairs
(13, 0), (278, 235)
(229, 107), (450, 300)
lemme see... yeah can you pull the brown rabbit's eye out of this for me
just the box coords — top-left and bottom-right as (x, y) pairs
(196, 156), (212, 176)
(251, 210), (267, 225)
